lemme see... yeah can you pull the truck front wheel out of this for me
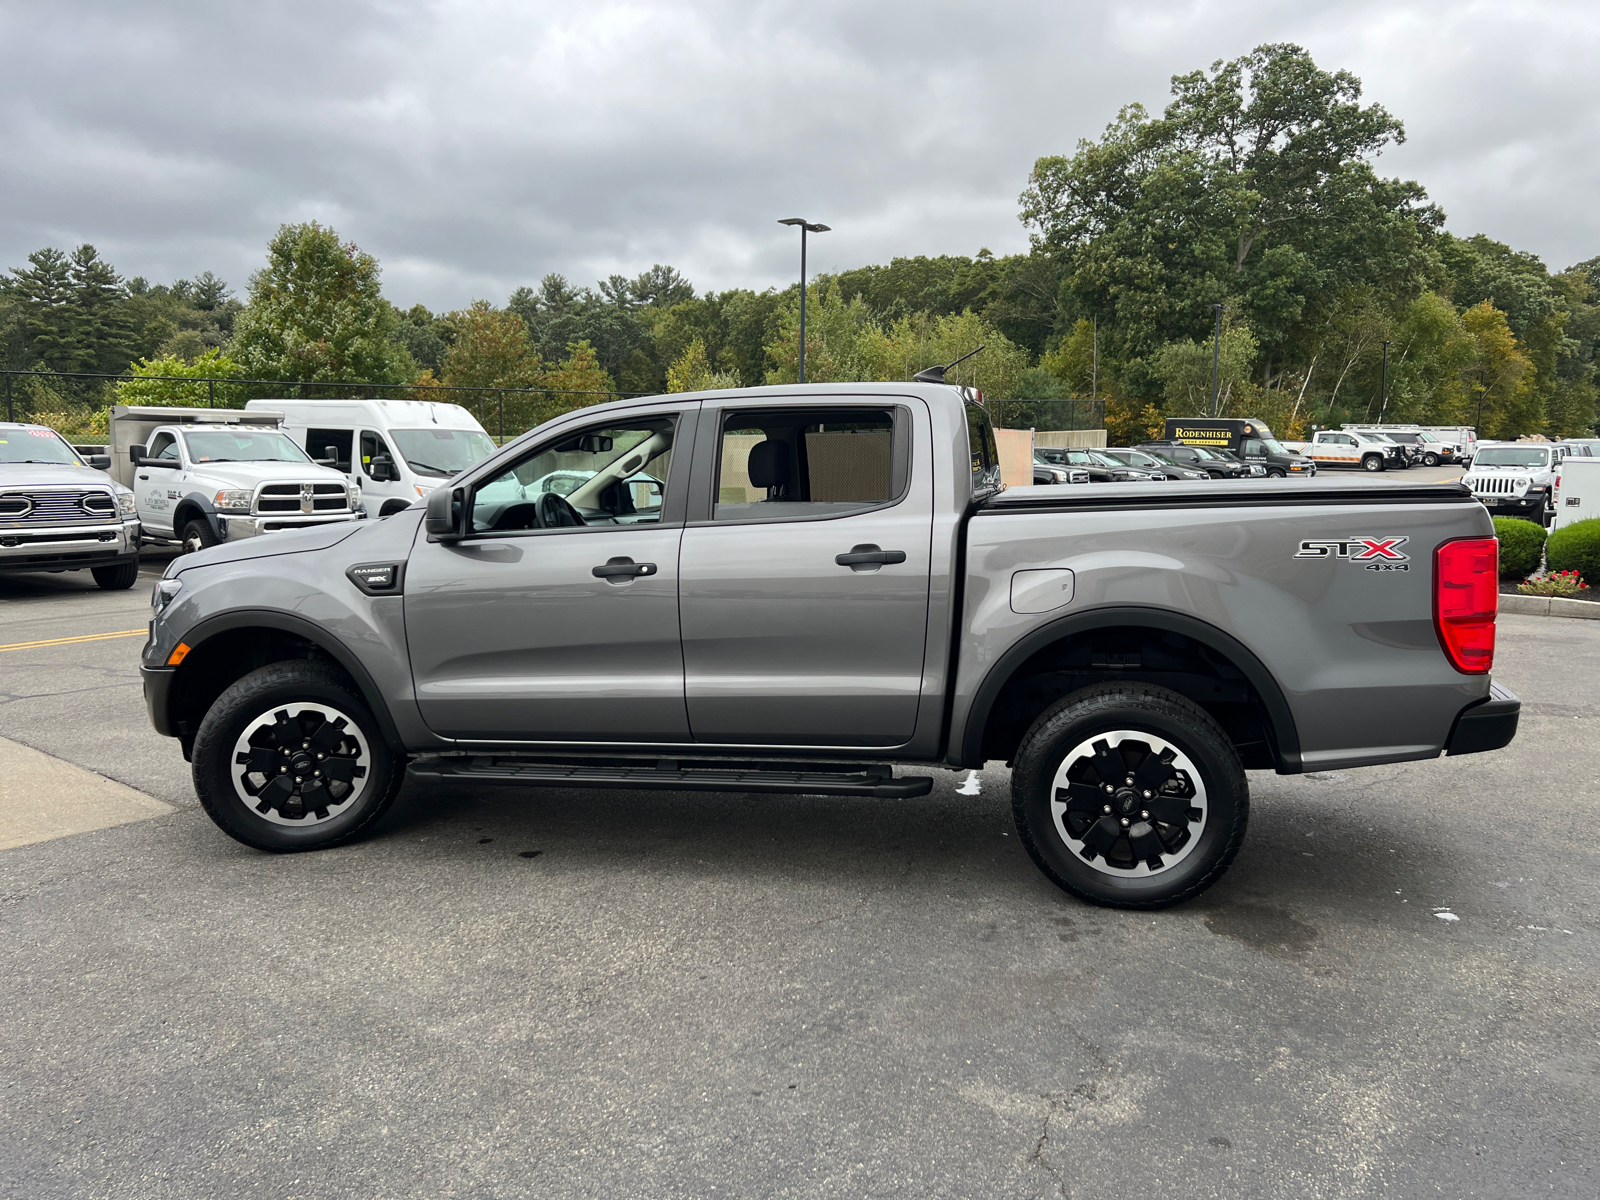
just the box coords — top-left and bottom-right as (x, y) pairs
(180, 518), (218, 554)
(1361, 455), (1385, 472)
(1010, 683), (1248, 909)
(91, 561), (140, 590)
(191, 661), (404, 852)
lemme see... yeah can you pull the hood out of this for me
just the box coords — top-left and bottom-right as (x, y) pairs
(183, 460), (349, 486)
(0, 461), (119, 490)
(173, 518), (368, 575)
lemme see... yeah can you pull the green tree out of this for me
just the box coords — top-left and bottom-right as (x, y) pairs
(666, 338), (738, 392)
(114, 348), (247, 407)
(229, 222), (413, 387)
(441, 300), (542, 391)
(6, 248), (75, 369)
(1151, 325), (1259, 415)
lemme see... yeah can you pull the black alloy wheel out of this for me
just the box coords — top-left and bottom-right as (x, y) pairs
(1011, 683), (1248, 909)
(191, 660), (403, 851)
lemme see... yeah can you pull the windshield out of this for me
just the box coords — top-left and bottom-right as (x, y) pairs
(1086, 449), (1125, 468)
(1475, 447), (1550, 468)
(1260, 439), (1292, 456)
(1191, 445), (1233, 461)
(389, 428), (496, 478)
(184, 430), (310, 464)
(1416, 431), (1440, 443)
(1132, 449), (1178, 467)
(0, 427), (82, 465)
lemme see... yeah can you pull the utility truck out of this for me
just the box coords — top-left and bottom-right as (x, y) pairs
(109, 406), (361, 553)
(142, 381), (1518, 909)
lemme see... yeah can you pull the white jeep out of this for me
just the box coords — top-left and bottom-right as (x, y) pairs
(1461, 443), (1558, 526)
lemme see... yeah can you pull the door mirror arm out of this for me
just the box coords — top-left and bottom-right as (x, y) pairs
(425, 486), (466, 542)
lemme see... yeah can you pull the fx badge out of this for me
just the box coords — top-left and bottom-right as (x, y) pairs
(1295, 535), (1410, 571)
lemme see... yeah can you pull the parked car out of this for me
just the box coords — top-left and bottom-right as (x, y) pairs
(1035, 446), (1145, 483)
(1417, 426), (1479, 464)
(1161, 418), (1315, 477)
(109, 406), (362, 553)
(1101, 447), (1211, 481)
(0, 421), (141, 589)
(1345, 425), (1458, 466)
(1031, 453), (1091, 486)
(246, 398), (496, 518)
(1133, 440), (1257, 479)
(1303, 429), (1406, 472)
(1461, 442), (1559, 526)
(142, 381), (1518, 910)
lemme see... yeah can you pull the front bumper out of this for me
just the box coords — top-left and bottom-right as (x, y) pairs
(0, 519), (140, 572)
(217, 512), (360, 540)
(1475, 494), (1545, 518)
(1446, 682), (1520, 756)
(142, 664), (177, 738)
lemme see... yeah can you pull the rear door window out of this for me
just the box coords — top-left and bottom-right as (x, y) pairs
(713, 406), (905, 521)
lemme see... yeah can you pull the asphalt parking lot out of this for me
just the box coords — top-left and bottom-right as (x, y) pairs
(5, 463), (1596, 1200)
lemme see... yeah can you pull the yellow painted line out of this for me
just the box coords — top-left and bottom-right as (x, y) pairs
(0, 629), (146, 653)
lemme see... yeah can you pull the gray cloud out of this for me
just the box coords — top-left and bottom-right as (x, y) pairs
(1, 0), (1595, 310)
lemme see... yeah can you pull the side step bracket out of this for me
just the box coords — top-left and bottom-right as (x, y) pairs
(407, 756), (934, 799)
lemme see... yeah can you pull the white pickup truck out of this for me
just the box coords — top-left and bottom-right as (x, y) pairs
(1299, 429), (1407, 472)
(109, 406), (362, 552)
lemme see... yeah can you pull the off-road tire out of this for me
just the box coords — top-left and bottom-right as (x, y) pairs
(91, 560), (140, 590)
(1011, 683), (1248, 909)
(1361, 454), (1385, 473)
(192, 660), (404, 852)
(181, 518), (218, 554)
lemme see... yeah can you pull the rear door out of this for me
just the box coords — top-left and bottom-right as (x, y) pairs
(404, 406), (694, 741)
(678, 401), (933, 747)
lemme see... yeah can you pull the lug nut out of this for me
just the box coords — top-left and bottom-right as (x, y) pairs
(279, 766), (287, 774)
(1120, 818), (1130, 827)
(1125, 775), (1134, 785)
(1140, 810), (1149, 819)
(294, 776), (302, 784)
(316, 753), (325, 761)
(1103, 805), (1112, 814)
(302, 740), (310, 749)
(1143, 790), (1152, 799)
(313, 770), (322, 778)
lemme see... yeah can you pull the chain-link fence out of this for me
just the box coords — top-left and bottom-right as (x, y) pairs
(1, 369), (651, 444)
(985, 398), (1106, 432)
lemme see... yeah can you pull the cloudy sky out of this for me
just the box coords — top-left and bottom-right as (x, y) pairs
(2, 0), (1595, 310)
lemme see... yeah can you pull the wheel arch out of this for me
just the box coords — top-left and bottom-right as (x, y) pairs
(172, 494), (223, 542)
(955, 606), (1302, 773)
(165, 610), (405, 756)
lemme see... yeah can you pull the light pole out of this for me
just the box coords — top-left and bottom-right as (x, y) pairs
(1377, 340), (1392, 423)
(778, 218), (830, 383)
(1209, 303), (1224, 417)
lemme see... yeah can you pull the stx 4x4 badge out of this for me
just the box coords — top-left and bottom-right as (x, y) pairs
(1294, 535), (1411, 571)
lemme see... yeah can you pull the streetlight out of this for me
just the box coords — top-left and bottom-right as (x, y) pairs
(1208, 303), (1224, 417)
(1377, 340), (1392, 423)
(778, 218), (830, 383)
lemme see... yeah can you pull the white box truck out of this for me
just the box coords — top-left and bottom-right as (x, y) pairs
(1553, 457), (1600, 532)
(245, 398), (496, 517)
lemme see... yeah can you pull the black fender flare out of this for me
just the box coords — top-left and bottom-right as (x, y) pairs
(172, 493), (225, 543)
(172, 609), (407, 754)
(955, 605), (1302, 773)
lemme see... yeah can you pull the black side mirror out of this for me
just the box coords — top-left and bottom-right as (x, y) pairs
(87, 454), (111, 470)
(425, 486), (465, 542)
(129, 444), (147, 463)
(371, 453), (397, 482)
(314, 444), (342, 468)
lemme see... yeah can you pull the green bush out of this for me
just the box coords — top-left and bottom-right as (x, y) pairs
(1493, 517), (1546, 579)
(1546, 517), (1600, 584)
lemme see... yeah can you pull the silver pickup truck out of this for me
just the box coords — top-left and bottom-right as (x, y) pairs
(1, 422), (142, 589)
(140, 383), (1519, 908)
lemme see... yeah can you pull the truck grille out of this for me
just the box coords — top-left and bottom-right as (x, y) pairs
(257, 483), (350, 514)
(1467, 475), (1528, 496)
(0, 488), (118, 526)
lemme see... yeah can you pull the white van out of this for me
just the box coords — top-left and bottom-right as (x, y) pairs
(246, 398), (496, 517)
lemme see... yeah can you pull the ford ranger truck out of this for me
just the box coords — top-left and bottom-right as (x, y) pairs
(140, 383), (1519, 909)
(114, 410), (362, 552)
(1, 422), (141, 588)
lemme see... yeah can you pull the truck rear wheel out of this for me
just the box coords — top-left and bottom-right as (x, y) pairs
(1361, 454), (1385, 472)
(91, 560), (140, 590)
(191, 661), (404, 852)
(1010, 683), (1248, 909)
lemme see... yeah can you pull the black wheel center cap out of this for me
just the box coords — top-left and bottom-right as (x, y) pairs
(291, 754), (313, 775)
(1115, 787), (1140, 814)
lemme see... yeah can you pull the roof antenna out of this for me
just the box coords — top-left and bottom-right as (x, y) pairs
(913, 344), (986, 384)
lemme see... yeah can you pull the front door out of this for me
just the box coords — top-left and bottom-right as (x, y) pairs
(404, 408), (694, 742)
(679, 402), (933, 747)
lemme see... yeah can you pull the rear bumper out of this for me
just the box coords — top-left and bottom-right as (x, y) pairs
(1445, 682), (1520, 756)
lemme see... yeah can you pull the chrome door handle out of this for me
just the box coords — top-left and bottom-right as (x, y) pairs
(592, 557), (657, 579)
(835, 544), (907, 567)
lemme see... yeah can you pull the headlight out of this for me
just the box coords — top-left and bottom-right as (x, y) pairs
(214, 489), (253, 513)
(414, 484), (434, 497)
(349, 483), (363, 508)
(116, 490), (136, 515)
(151, 578), (183, 616)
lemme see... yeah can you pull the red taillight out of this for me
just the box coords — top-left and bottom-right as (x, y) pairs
(1434, 537), (1498, 673)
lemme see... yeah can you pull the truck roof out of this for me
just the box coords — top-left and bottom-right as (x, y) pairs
(245, 397), (487, 429)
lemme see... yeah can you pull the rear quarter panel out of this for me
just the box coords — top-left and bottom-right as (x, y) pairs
(956, 488), (1495, 770)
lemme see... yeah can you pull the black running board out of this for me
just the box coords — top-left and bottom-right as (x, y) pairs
(407, 756), (934, 798)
